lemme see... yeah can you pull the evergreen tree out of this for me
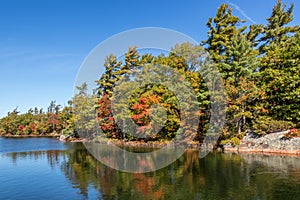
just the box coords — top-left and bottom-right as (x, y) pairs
(258, 0), (299, 55)
(202, 4), (246, 67)
(97, 54), (122, 97)
(257, 0), (300, 125)
(73, 83), (98, 138)
(223, 35), (262, 135)
(202, 3), (263, 139)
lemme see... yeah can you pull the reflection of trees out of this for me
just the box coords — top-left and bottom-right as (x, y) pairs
(60, 147), (300, 199)
(238, 153), (300, 198)
(4, 147), (300, 199)
(61, 146), (99, 199)
(60, 143), (126, 199)
(6, 150), (65, 169)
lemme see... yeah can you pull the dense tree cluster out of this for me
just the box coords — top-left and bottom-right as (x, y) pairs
(0, 101), (74, 136)
(0, 1), (299, 145)
(203, 0), (299, 145)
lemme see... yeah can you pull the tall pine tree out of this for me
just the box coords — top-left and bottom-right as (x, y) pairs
(257, 0), (300, 125)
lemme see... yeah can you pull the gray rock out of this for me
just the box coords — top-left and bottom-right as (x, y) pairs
(238, 130), (299, 151)
(59, 135), (66, 141)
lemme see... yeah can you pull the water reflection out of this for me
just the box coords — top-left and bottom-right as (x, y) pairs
(4, 150), (65, 168)
(84, 142), (185, 172)
(60, 144), (300, 199)
(1, 140), (299, 200)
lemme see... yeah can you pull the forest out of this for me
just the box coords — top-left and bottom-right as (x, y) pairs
(0, 0), (299, 146)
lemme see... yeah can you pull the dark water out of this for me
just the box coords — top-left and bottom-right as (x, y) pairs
(0, 138), (300, 200)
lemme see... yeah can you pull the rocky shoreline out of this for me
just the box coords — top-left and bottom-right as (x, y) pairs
(223, 131), (300, 155)
(2, 131), (300, 156)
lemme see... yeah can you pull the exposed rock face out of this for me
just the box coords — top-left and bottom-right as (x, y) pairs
(224, 131), (300, 155)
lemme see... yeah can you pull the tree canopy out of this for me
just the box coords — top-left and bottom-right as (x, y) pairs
(0, 0), (299, 146)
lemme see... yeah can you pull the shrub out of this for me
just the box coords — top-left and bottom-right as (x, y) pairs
(284, 129), (300, 138)
(231, 137), (241, 147)
(252, 116), (295, 135)
(219, 136), (240, 147)
(219, 139), (231, 146)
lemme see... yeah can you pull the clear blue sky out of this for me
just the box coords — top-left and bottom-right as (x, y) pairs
(0, 0), (299, 117)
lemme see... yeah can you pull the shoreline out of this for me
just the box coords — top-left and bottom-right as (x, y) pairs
(223, 146), (300, 156)
(223, 131), (300, 156)
(2, 133), (300, 156)
(0, 134), (61, 138)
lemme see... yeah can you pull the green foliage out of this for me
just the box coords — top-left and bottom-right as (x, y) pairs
(0, 103), (71, 136)
(202, 3), (265, 141)
(0, 0), (298, 147)
(219, 136), (240, 147)
(252, 116), (295, 135)
(97, 54), (122, 97)
(73, 83), (98, 138)
(253, 0), (300, 125)
(258, 32), (300, 124)
(202, 3), (246, 65)
(231, 137), (241, 147)
(202, 0), (298, 146)
(95, 43), (207, 142)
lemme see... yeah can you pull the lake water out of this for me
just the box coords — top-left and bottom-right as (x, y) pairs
(0, 137), (299, 200)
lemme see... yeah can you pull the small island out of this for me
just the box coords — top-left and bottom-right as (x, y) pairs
(0, 0), (299, 155)
(1, 1), (300, 199)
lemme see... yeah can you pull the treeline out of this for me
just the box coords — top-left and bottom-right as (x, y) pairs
(1, 1), (299, 145)
(0, 101), (75, 136)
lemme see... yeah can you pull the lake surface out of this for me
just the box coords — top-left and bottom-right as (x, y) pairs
(0, 137), (300, 200)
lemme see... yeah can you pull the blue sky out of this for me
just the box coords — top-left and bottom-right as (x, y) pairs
(0, 0), (299, 117)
